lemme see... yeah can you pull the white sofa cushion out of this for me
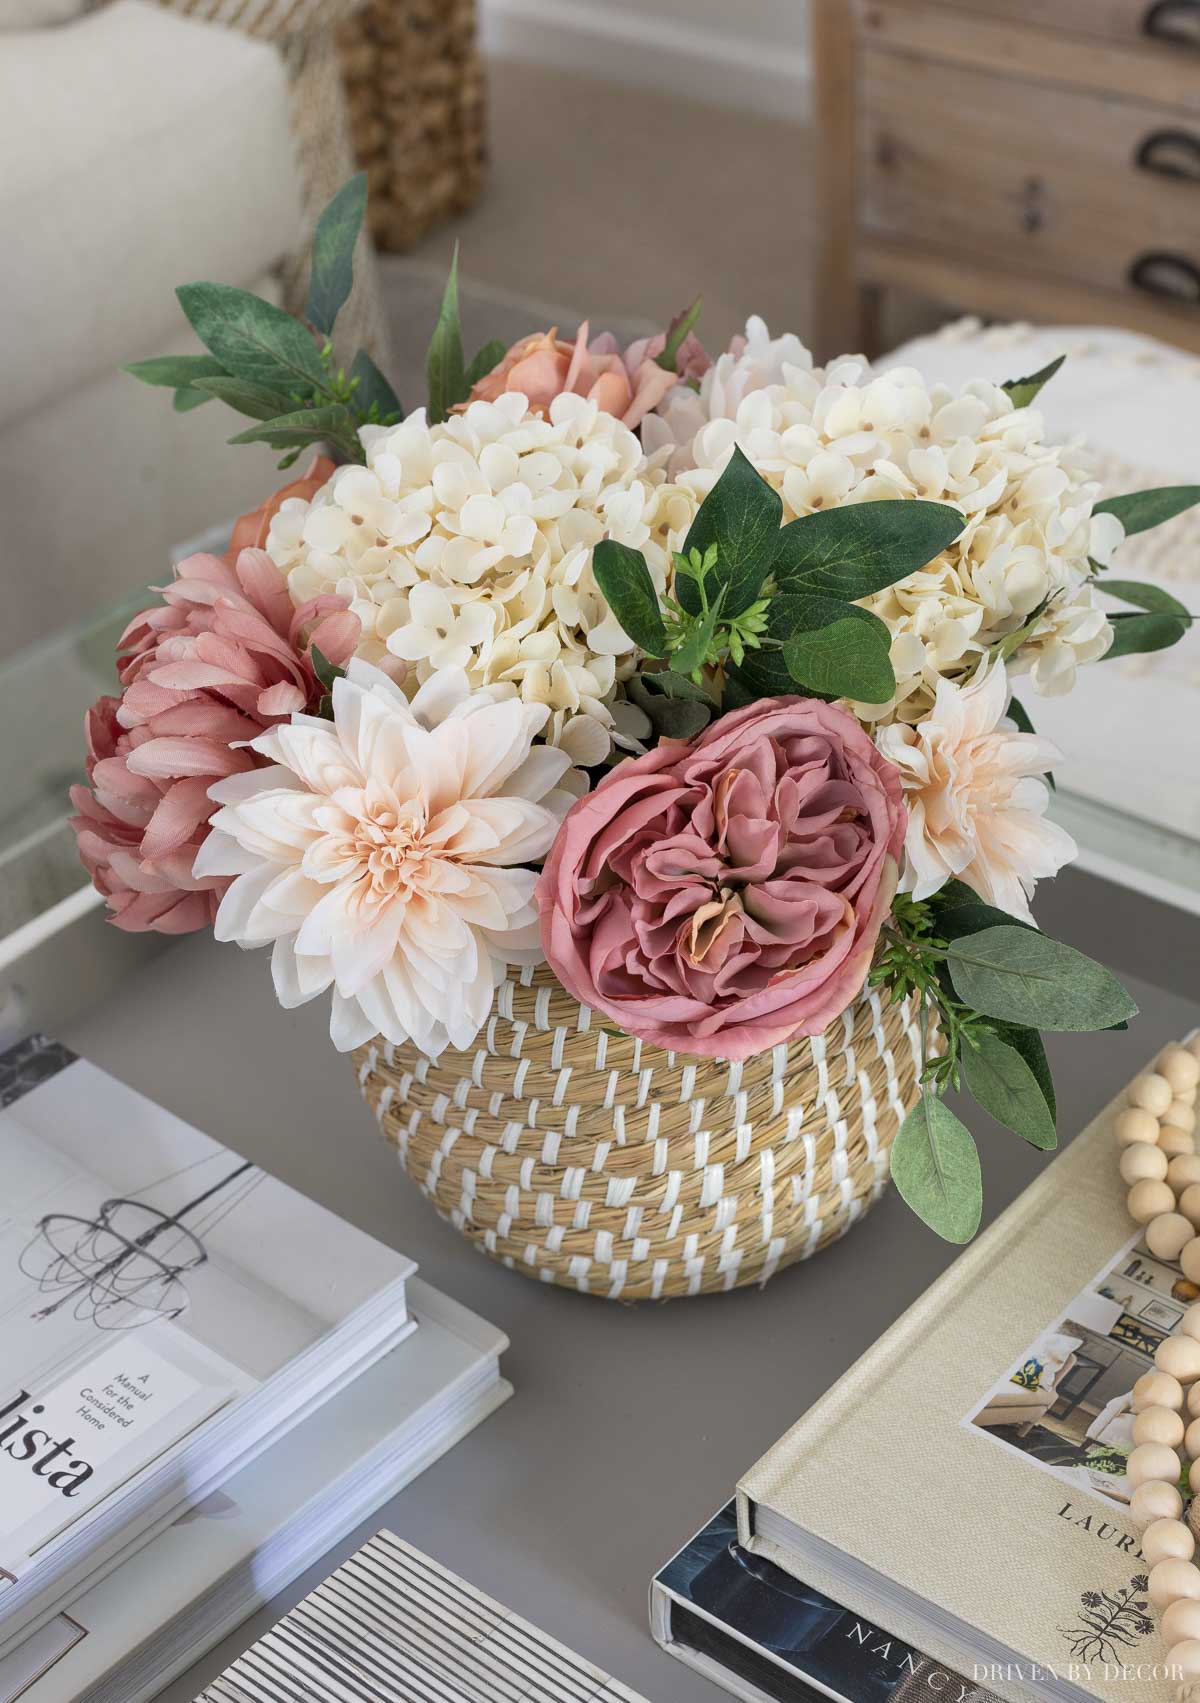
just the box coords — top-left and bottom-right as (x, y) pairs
(0, 0), (89, 27)
(0, 0), (301, 430)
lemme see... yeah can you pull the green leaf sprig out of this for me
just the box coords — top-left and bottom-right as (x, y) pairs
(875, 884), (1137, 1242)
(594, 447), (967, 731)
(126, 173), (402, 468)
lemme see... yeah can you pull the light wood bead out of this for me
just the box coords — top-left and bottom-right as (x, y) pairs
(1169, 1156), (1200, 1193)
(1150, 1558), (1200, 1609)
(1128, 1441), (1183, 1486)
(1169, 1103), (1199, 1136)
(1135, 1370), (1186, 1412)
(1144, 1517), (1196, 1566)
(1118, 1107), (1164, 1147)
(1122, 1143), (1170, 1185)
(1182, 1240), (1200, 1284)
(1189, 1035), (1200, 1062)
(1116, 1106), (1163, 1147)
(1157, 1336), (1200, 1382)
(1187, 1382), (1200, 1420)
(1167, 1638), (1200, 1677)
(1181, 1186), (1200, 1229)
(1148, 1215), (1194, 1261)
(1161, 1047), (1200, 1095)
(1190, 1457), (1200, 1495)
(1132, 1073), (1176, 1118)
(1186, 1417), (1200, 1458)
(1131, 1480), (1185, 1527)
(1162, 1599), (1200, 1648)
(1180, 1305), (1200, 1343)
(1135, 1406), (1187, 1448)
(1161, 1127), (1197, 1159)
(1130, 1180), (1178, 1224)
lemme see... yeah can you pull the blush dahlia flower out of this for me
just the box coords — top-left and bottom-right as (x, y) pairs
(70, 548), (358, 934)
(195, 660), (581, 1056)
(876, 659), (1076, 923)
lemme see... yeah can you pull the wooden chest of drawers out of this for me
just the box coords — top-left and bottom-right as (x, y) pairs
(813, 0), (1200, 356)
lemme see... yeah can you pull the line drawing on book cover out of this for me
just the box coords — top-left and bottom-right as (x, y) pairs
(17, 1155), (262, 1332)
(1058, 1574), (1153, 1666)
(962, 1226), (1192, 1512)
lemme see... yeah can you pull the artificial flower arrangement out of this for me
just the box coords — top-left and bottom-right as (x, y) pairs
(72, 177), (1200, 1282)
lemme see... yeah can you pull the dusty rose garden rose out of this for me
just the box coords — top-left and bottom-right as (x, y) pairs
(464, 322), (709, 429)
(536, 697), (907, 1059)
(70, 546), (358, 934)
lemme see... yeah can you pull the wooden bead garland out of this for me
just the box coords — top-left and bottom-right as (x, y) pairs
(1114, 1038), (1200, 1687)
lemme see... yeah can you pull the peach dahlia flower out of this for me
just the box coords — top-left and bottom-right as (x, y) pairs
(876, 660), (1076, 923)
(196, 661), (580, 1056)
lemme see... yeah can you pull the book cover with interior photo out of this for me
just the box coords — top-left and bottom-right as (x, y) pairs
(0, 1034), (414, 1640)
(736, 1053), (1192, 1703)
(652, 1501), (1004, 1703)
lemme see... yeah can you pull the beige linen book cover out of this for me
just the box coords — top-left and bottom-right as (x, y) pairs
(738, 1055), (1190, 1703)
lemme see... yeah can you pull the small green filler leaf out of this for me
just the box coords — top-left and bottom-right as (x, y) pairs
(425, 247), (467, 425)
(592, 541), (669, 657)
(678, 446), (783, 616)
(891, 1095), (983, 1243)
(963, 1030), (1057, 1150)
(1001, 355), (1066, 409)
(464, 338), (507, 391)
(783, 619), (895, 704)
(124, 353), (226, 390)
(177, 282), (327, 397)
(348, 349), (403, 423)
(1094, 486), (1200, 538)
(305, 172), (368, 336)
(946, 926), (1138, 1033)
(656, 297), (703, 372)
(775, 501), (965, 601)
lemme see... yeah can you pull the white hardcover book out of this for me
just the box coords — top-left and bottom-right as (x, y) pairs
(0, 1035), (415, 1657)
(0, 1279), (510, 1703)
(734, 1048), (1194, 1703)
(194, 1532), (648, 1703)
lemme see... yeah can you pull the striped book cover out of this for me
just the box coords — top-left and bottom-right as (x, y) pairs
(195, 1531), (649, 1703)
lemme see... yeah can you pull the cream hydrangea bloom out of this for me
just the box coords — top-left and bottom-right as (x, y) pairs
(266, 392), (696, 764)
(646, 319), (1120, 723)
(876, 659), (1076, 922)
(195, 661), (581, 1057)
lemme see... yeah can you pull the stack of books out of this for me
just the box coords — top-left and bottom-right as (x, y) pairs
(196, 1530), (649, 1703)
(0, 1034), (510, 1703)
(652, 1047), (1193, 1703)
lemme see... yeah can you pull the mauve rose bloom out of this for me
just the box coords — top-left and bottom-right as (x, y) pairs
(537, 697), (907, 1059)
(465, 322), (707, 429)
(70, 546), (358, 933)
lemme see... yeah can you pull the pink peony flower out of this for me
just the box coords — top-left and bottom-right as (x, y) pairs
(70, 547), (359, 934)
(464, 321), (708, 429)
(537, 697), (907, 1060)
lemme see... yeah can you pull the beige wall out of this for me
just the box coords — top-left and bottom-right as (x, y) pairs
(479, 0), (811, 120)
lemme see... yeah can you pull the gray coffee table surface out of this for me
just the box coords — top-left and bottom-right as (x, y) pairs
(55, 869), (1200, 1703)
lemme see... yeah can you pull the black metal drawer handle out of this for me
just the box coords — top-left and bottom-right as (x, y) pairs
(1143, 0), (1200, 46)
(1136, 129), (1200, 182)
(1129, 251), (1200, 304)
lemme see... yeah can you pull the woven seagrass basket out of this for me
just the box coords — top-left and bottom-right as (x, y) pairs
(353, 966), (922, 1301)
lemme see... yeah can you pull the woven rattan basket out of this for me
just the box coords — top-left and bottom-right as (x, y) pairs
(354, 965), (922, 1301)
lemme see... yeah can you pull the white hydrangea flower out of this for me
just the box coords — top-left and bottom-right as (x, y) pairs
(267, 392), (697, 757)
(648, 323), (1119, 722)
